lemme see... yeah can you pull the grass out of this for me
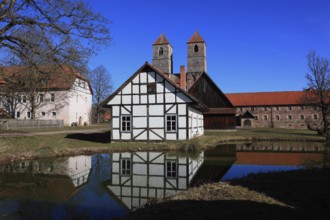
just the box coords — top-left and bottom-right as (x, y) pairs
(0, 127), (326, 164)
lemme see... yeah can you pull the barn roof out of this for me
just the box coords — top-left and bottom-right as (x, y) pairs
(226, 91), (304, 106)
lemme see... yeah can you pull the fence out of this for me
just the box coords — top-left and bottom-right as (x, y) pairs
(0, 119), (64, 130)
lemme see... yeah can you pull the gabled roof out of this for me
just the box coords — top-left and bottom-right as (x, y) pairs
(153, 33), (171, 46)
(187, 31), (205, 44)
(102, 62), (204, 108)
(226, 91), (304, 106)
(0, 65), (93, 94)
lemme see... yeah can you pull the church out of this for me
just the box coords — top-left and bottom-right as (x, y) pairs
(103, 31), (235, 141)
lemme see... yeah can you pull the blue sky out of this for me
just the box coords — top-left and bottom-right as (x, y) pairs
(88, 0), (330, 93)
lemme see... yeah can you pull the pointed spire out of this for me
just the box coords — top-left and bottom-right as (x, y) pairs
(187, 31), (205, 44)
(153, 33), (170, 45)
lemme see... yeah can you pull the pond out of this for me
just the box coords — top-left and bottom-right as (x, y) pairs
(0, 142), (325, 219)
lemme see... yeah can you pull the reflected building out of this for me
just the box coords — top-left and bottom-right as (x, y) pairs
(0, 155), (92, 201)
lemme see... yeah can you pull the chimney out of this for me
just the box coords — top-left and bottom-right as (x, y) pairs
(180, 65), (187, 91)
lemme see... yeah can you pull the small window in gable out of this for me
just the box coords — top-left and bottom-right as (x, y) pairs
(147, 83), (156, 93)
(159, 47), (164, 56)
(194, 45), (199, 52)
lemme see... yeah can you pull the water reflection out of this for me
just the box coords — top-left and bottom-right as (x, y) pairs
(0, 142), (327, 219)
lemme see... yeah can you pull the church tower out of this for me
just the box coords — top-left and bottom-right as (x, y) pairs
(187, 31), (207, 73)
(152, 33), (173, 74)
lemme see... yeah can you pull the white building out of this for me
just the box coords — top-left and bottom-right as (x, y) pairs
(103, 62), (205, 141)
(107, 151), (204, 210)
(0, 65), (93, 126)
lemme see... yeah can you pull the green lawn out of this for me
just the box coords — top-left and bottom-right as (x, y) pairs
(0, 127), (326, 164)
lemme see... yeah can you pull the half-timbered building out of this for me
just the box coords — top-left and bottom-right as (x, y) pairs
(103, 63), (205, 141)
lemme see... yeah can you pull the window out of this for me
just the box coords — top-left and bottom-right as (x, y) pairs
(194, 45), (199, 52)
(288, 115), (293, 120)
(275, 106), (280, 111)
(166, 114), (177, 132)
(166, 160), (177, 178)
(18, 96), (21, 103)
(264, 107), (267, 111)
(16, 111), (20, 119)
(263, 115), (268, 120)
(27, 112), (31, 119)
(39, 94), (44, 103)
(276, 115), (280, 120)
(255, 115), (258, 120)
(52, 112), (56, 117)
(121, 115), (131, 132)
(288, 106), (292, 110)
(159, 47), (163, 56)
(121, 159), (131, 175)
(300, 115), (305, 120)
(41, 112), (46, 116)
(51, 93), (55, 102)
(313, 106), (318, 110)
(300, 106), (304, 110)
(22, 96), (26, 103)
(313, 114), (318, 119)
(147, 83), (156, 93)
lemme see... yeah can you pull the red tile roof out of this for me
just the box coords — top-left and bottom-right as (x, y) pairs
(226, 91), (304, 106)
(153, 33), (170, 45)
(187, 31), (205, 44)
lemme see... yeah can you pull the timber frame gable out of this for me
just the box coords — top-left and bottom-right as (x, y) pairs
(104, 62), (204, 141)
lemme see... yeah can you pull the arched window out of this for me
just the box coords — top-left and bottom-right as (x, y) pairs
(159, 47), (163, 56)
(194, 45), (198, 52)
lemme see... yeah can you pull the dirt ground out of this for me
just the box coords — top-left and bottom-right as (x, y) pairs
(121, 168), (330, 220)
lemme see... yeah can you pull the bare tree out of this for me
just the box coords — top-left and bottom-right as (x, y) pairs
(0, 0), (111, 118)
(303, 50), (330, 134)
(89, 65), (113, 123)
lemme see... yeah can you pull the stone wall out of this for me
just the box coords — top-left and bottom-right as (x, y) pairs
(236, 105), (322, 129)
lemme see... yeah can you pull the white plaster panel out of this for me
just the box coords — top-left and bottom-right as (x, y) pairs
(178, 129), (186, 140)
(108, 95), (120, 105)
(151, 129), (164, 138)
(122, 95), (131, 104)
(149, 131), (163, 140)
(148, 94), (155, 103)
(166, 104), (176, 114)
(149, 176), (164, 188)
(149, 164), (164, 175)
(112, 162), (119, 172)
(112, 106), (120, 116)
(122, 198), (131, 208)
(141, 188), (147, 197)
(122, 83), (132, 94)
(135, 152), (147, 161)
(149, 105), (164, 116)
(125, 106), (131, 112)
(135, 130), (147, 140)
(166, 179), (177, 189)
(122, 187), (132, 196)
(149, 117), (164, 128)
(112, 153), (120, 161)
(165, 189), (177, 196)
(164, 81), (175, 93)
(112, 117), (119, 128)
(133, 154), (145, 163)
(150, 152), (164, 163)
(178, 116), (186, 127)
(121, 132), (131, 140)
(133, 187), (140, 197)
(132, 175), (147, 187)
(107, 186), (120, 195)
(133, 129), (144, 138)
(132, 198), (139, 208)
(133, 117), (147, 128)
(112, 175), (119, 185)
(140, 95), (147, 104)
(178, 178), (188, 189)
(121, 106), (130, 115)
(132, 74), (139, 84)
(132, 85), (139, 94)
(121, 176), (130, 185)
(156, 73), (164, 82)
(156, 94), (164, 103)
(178, 157), (187, 164)
(177, 92), (192, 103)
(148, 188), (156, 197)
(140, 72), (147, 83)
(156, 83), (164, 93)
(112, 130), (120, 140)
(133, 106), (147, 116)
(133, 95), (140, 104)
(165, 93), (175, 103)
(148, 72), (156, 83)
(140, 85), (147, 94)
(166, 133), (177, 140)
(149, 152), (163, 162)
(178, 165), (187, 177)
(178, 104), (186, 115)
(122, 153), (131, 158)
(166, 155), (177, 160)
(133, 164), (147, 176)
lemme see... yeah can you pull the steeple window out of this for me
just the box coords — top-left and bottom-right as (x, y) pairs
(194, 45), (199, 52)
(159, 47), (163, 56)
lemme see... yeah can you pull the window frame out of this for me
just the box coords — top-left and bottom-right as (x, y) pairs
(165, 114), (177, 132)
(166, 160), (177, 178)
(121, 115), (132, 132)
(121, 158), (132, 176)
(50, 93), (55, 102)
(147, 82), (156, 94)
